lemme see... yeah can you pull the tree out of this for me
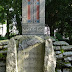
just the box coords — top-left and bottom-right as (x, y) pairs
(46, 0), (72, 38)
(0, 0), (22, 38)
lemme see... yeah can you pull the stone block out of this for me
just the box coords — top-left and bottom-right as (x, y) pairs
(64, 63), (72, 67)
(40, 0), (45, 17)
(63, 52), (72, 56)
(18, 42), (44, 72)
(64, 57), (72, 61)
(6, 38), (18, 72)
(53, 41), (69, 46)
(62, 45), (72, 50)
(44, 38), (56, 72)
(56, 69), (62, 72)
(63, 69), (70, 72)
(0, 46), (3, 49)
(0, 40), (9, 45)
(56, 54), (63, 59)
(22, 24), (44, 35)
(54, 46), (61, 50)
(55, 51), (61, 55)
(0, 50), (7, 54)
(3, 45), (8, 49)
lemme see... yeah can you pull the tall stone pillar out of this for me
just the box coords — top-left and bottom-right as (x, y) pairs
(22, 0), (45, 35)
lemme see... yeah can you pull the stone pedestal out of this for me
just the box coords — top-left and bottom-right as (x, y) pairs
(6, 35), (56, 72)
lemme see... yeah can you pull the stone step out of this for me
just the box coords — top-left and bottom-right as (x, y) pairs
(62, 45), (72, 50)
(0, 62), (6, 66)
(64, 57), (72, 61)
(0, 46), (3, 49)
(53, 41), (69, 46)
(63, 52), (72, 56)
(3, 45), (8, 49)
(0, 50), (7, 54)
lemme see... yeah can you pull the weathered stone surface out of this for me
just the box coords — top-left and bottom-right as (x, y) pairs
(18, 36), (45, 72)
(0, 40), (9, 45)
(6, 38), (18, 72)
(0, 67), (5, 72)
(3, 45), (8, 49)
(0, 46), (3, 49)
(64, 63), (72, 67)
(0, 50), (7, 54)
(56, 69), (62, 72)
(22, 24), (45, 35)
(64, 57), (72, 61)
(53, 41), (69, 46)
(63, 69), (70, 72)
(6, 35), (56, 72)
(14, 35), (23, 40)
(54, 46), (61, 50)
(63, 52), (72, 56)
(55, 51), (61, 55)
(22, 0), (45, 35)
(62, 45), (72, 50)
(44, 38), (56, 72)
(56, 54), (63, 59)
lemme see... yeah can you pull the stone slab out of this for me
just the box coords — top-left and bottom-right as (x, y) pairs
(22, 24), (44, 35)
(18, 36), (45, 72)
(53, 41), (69, 46)
(6, 38), (18, 72)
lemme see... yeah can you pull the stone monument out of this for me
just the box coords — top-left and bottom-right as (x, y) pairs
(22, 0), (45, 35)
(6, 0), (56, 72)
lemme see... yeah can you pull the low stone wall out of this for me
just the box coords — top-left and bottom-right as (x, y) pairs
(53, 41), (72, 72)
(1, 37), (72, 72)
(0, 40), (9, 72)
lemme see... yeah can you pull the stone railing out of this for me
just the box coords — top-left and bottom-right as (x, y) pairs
(0, 40), (9, 72)
(53, 40), (72, 72)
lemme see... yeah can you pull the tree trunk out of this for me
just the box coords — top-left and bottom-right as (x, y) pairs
(7, 12), (10, 39)
(50, 27), (54, 36)
(16, 14), (22, 35)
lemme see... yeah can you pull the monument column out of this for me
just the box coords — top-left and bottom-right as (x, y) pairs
(22, 0), (45, 35)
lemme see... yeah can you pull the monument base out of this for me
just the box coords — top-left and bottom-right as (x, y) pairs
(6, 35), (56, 72)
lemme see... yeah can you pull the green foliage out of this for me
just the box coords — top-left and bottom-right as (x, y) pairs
(46, 0), (72, 39)
(0, 0), (22, 39)
(55, 32), (63, 40)
(0, 53), (5, 58)
(0, 36), (7, 40)
(60, 49), (64, 53)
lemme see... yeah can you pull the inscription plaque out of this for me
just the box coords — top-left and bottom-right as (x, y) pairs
(22, 24), (44, 35)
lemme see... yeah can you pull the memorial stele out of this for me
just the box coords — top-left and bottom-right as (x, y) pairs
(6, 0), (56, 72)
(22, 0), (45, 35)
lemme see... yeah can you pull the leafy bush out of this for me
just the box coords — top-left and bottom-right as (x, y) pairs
(0, 36), (7, 40)
(55, 32), (63, 41)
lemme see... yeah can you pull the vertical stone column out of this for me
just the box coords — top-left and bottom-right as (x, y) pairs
(44, 38), (56, 72)
(22, 0), (45, 35)
(6, 38), (18, 72)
